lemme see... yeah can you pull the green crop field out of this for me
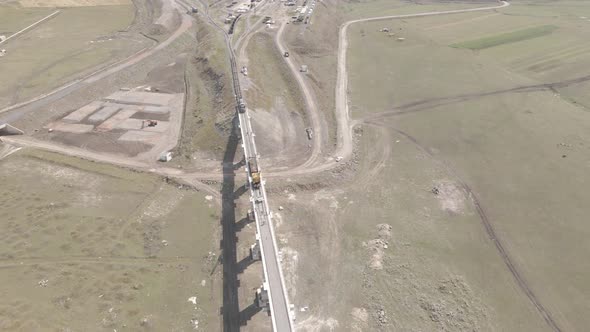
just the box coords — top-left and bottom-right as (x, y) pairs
(451, 25), (558, 50)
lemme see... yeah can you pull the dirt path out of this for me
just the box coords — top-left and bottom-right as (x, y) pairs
(0, 136), (225, 198)
(274, 21), (324, 168)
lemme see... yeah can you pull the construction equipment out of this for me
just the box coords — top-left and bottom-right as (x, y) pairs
(238, 98), (247, 113)
(249, 158), (261, 188)
(142, 120), (158, 128)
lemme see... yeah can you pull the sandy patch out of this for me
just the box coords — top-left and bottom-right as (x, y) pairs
(433, 180), (467, 214)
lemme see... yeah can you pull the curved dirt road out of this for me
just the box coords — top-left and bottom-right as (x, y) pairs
(275, 21), (324, 168)
(268, 1), (512, 178)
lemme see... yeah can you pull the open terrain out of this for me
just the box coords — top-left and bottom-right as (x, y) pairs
(264, 0), (590, 331)
(0, 2), (145, 109)
(2, 0), (590, 330)
(0, 147), (221, 330)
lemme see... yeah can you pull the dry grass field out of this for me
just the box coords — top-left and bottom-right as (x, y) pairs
(0, 148), (221, 330)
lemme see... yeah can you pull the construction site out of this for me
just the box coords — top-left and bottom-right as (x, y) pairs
(1, 0), (590, 331)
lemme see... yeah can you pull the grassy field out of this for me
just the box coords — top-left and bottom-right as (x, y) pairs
(0, 5), (139, 109)
(0, 6), (55, 33)
(245, 32), (305, 114)
(451, 25), (558, 50)
(340, 1), (590, 330)
(0, 149), (221, 330)
(340, 0), (485, 20)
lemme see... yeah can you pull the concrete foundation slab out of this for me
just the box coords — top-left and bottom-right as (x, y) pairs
(107, 91), (178, 106)
(115, 119), (169, 133)
(88, 105), (120, 123)
(49, 122), (94, 134)
(139, 105), (170, 114)
(97, 109), (137, 131)
(118, 130), (159, 143)
(63, 101), (103, 122)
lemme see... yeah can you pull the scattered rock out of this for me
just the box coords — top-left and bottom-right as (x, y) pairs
(139, 316), (151, 327)
(38, 279), (49, 287)
(190, 318), (199, 329)
(377, 308), (388, 325)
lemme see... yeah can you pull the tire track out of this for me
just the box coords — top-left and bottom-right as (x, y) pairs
(366, 120), (562, 332)
(362, 73), (590, 122)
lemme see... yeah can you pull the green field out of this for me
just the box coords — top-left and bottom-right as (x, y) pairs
(0, 5), (140, 109)
(451, 25), (558, 50)
(0, 149), (221, 330)
(340, 2), (590, 330)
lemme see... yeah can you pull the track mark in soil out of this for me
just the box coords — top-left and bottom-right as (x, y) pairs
(366, 121), (562, 332)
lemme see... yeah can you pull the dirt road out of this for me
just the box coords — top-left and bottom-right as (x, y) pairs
(275, 21), (324, 168)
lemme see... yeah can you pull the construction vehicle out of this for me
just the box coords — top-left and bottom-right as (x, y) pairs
(238, 98), (247, 113)
(249, 158), (261, 189)
(143, 120), (158, 128)
(284, 51), (289, 58)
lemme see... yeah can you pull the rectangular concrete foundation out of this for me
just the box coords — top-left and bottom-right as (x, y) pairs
(115, 119), (169, 132)
(63, 101), (103, 122)
(118, 130), (159, 143)
(50, 122), (94, 134)
(97, 109), (137, 131)
(107, 91), (177, 106)
(88, 105), (120, 123)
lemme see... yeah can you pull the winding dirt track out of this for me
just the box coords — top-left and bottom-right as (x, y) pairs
(274, 21), (324, 169)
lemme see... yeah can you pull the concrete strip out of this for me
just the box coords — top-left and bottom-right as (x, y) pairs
(88, 105), (120, 123)
(140, 105), (170, 114)
(108, 91), (178, 106)
(115, 118), (169, 132)
(47, 122), (94, 134)
(96, 109), (137, 131)
(118, 130), (159, 143)
(63, 101), (103, 122)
